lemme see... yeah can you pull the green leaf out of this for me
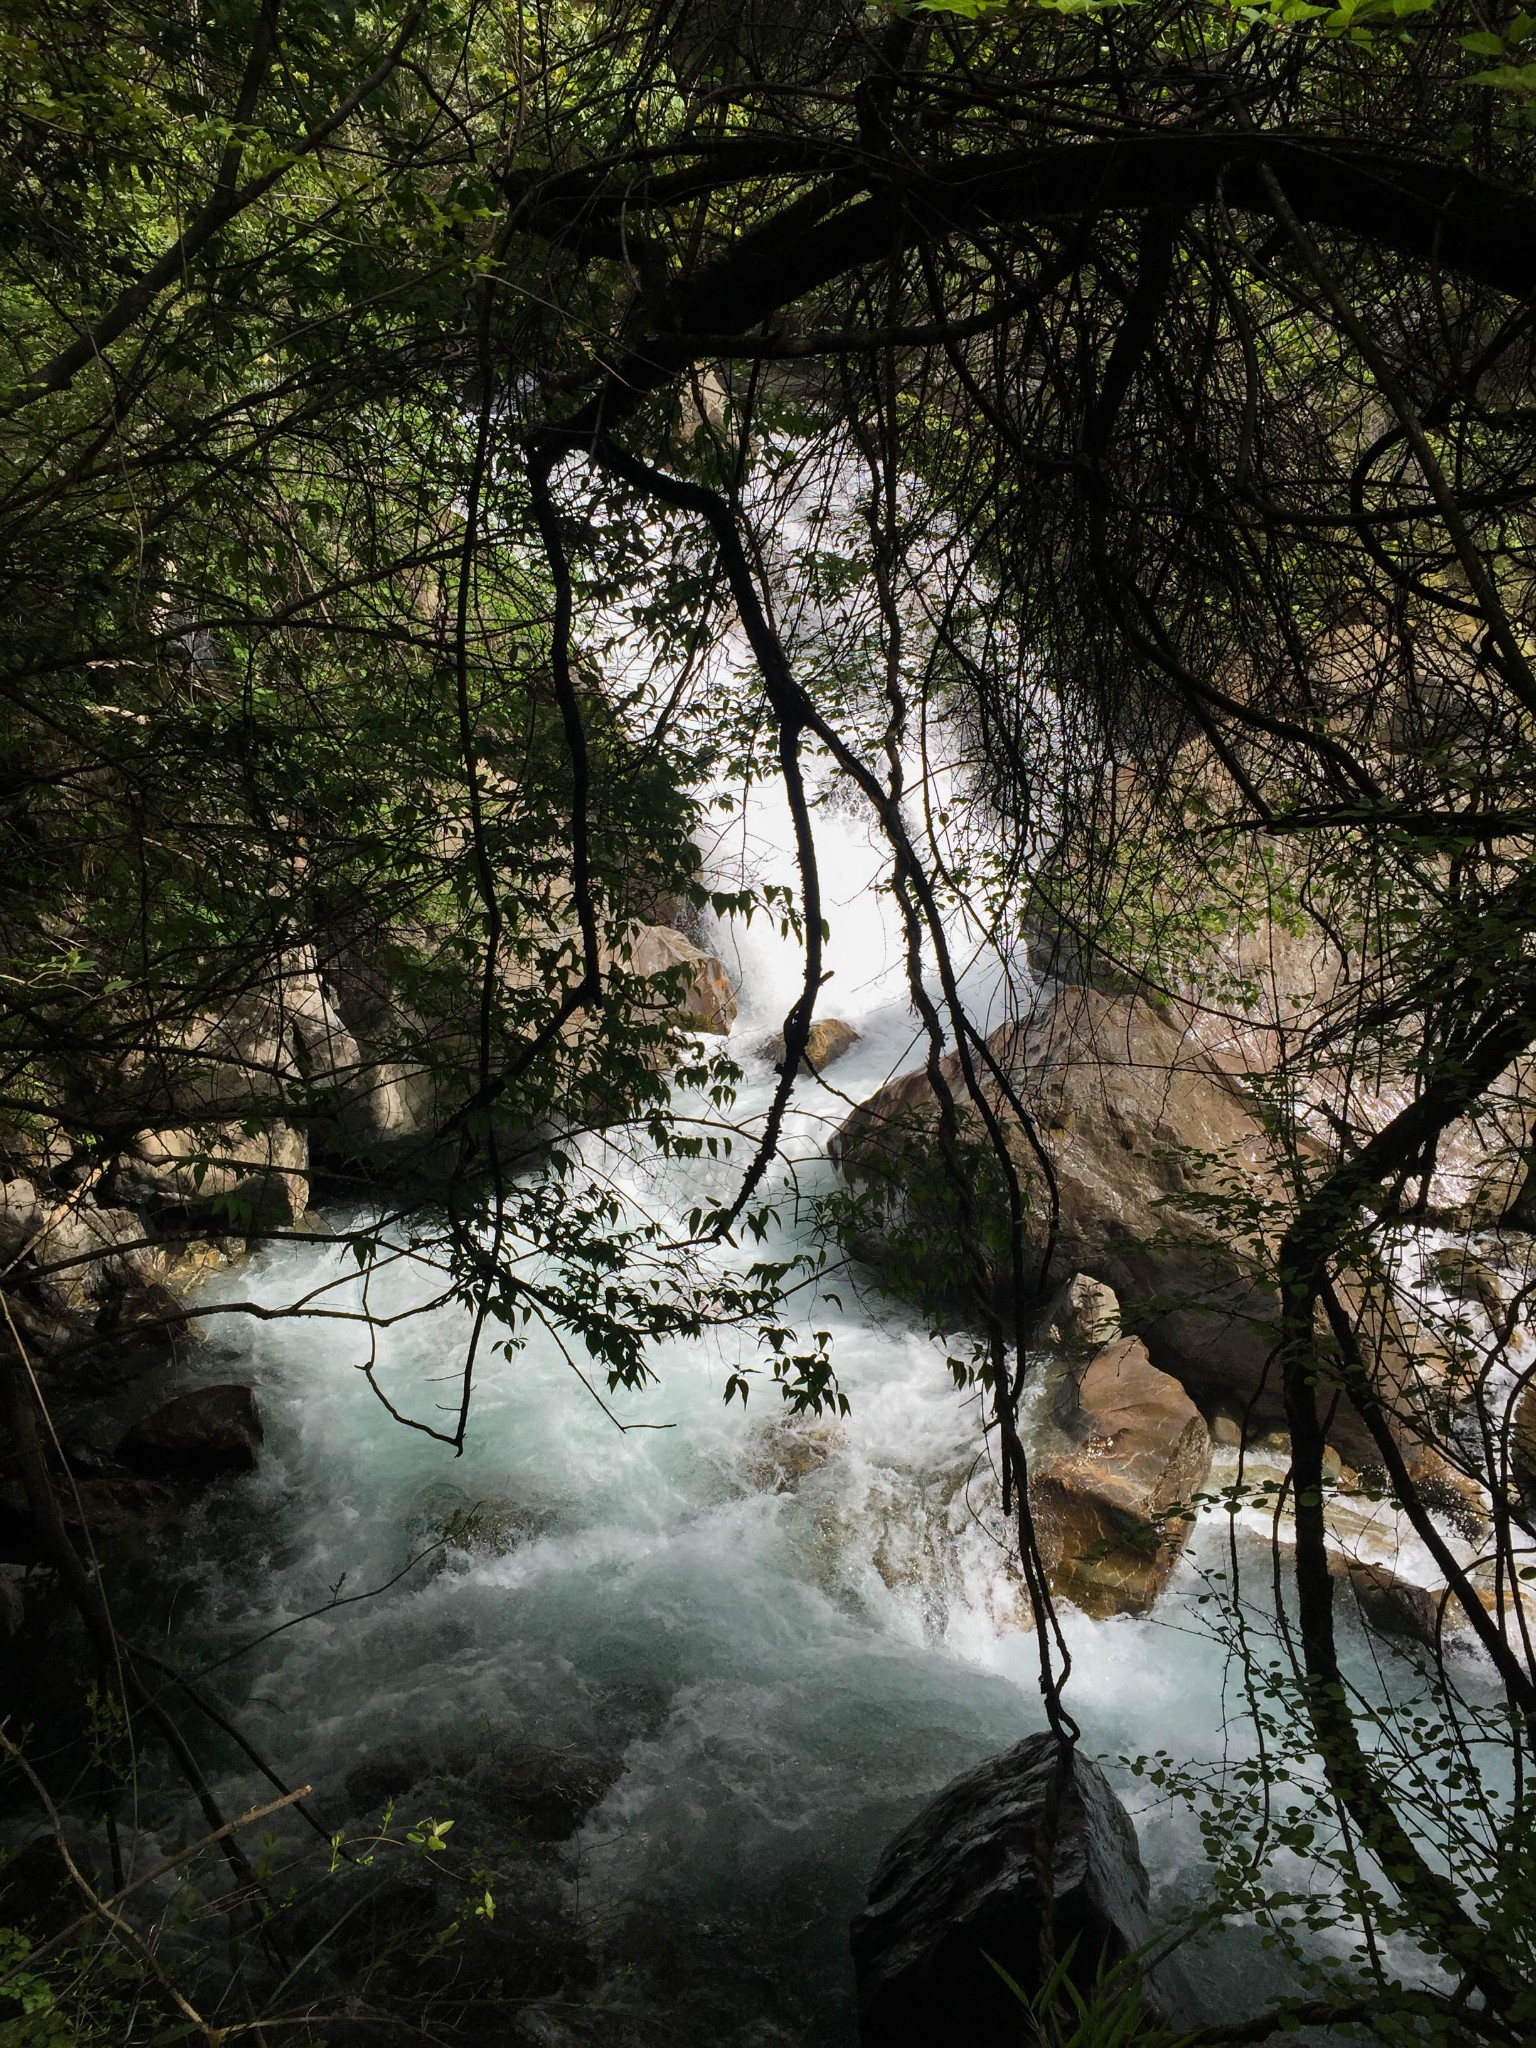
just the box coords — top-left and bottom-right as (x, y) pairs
(1467, 61), (1536, 87)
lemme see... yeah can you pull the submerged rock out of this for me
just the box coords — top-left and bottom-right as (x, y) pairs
(850, 1731), (1183, 2047)
(344, 1740), (618, 1846)
(424, 1492), (555, 1571)
(466, 1742), (621, 1842)
(118, 1383), (263, 1477)
(1030, 1338), (1212, 1619)
(745, 1414), (847, 1493)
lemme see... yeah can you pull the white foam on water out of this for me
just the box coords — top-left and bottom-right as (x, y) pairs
(171, 763), (1499, 2040)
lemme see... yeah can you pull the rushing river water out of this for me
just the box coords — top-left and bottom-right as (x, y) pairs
(161, 777), (1488, 2043)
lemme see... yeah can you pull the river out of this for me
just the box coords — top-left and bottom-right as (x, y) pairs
(164, 771), (1485, 2044)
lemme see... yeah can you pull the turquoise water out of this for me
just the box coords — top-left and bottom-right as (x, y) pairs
(163, 784), (1483, 2040)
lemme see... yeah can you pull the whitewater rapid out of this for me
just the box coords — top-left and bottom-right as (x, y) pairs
(163, 777), (1482, 2040)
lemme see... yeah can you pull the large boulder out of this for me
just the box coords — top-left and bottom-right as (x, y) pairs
(117, 1120), (308, 1227)
(832, 984), (1432, 1461)
(833, 985), (1283, 1418)
(118, 1383), (263, 1477)
(1043, 1272), (1121, 1354)
(850, 1731), (1183, 2047)
(1030, 1338), (1212, 1619)
(623, 924), (736, 1034)
(32, 1199), (161, 1318)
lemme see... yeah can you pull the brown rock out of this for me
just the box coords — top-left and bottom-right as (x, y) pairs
(118, 1383), (263, 1477)
(624, 924), (737, 1034)
(1430, 1246), (1506, 1317)
(1046, 1273), (1121, 1352)
(834, 986), (1281, 1413)
(761, 1017), (861, 1075)
(119, 1120), (308, 1228)
(1029, 1337), (1213, 1618)
(1332, 1556), (1440, 1645)
(33, 1200), (161, 1318)
(833, 984), (1443, 1464)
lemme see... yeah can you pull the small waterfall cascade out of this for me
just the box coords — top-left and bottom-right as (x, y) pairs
(167, 771), (1492, 2042)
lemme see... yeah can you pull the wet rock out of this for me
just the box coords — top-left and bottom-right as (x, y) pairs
(160, 1236), (237, 1289)
(761, 1017), (861, 1076)
(833, 985), (1432, 1466)
(746, 1415), (846, 1493)
(1208, 1408), (1244, 1449)
(117, 1120), (308, 1228)
(344, 1749), (434, 1816)
(1333, 1556), (1440, 1644)
(0, 1473), (182, 1564)
(850, 1730), (1184, 2047)
(625, 924), (737, 1034)
(1029, 1338), (1212, 1619)
(1466, 1577), (1536, 1648)
(465, 1742), (621, 1842)
(426, 1494), (554, 1572)
(1399, 1445), (1489, 1536)
(1430, 1246), (1506, 1317)
(1045, 1273), (1120, 1353)
(345, 1740), (618, 1846)
(118, 1383), (262, 1477)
